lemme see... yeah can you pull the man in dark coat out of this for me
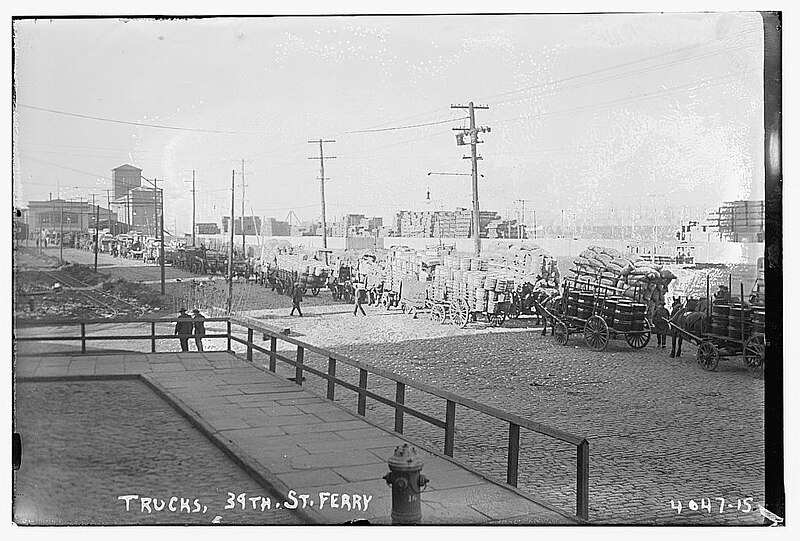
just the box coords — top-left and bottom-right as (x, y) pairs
(174, 308), (193, 352)
(192, 309), (206, 352)
(353, 282), (367, 316)
(290, 284), (304, 317)
(652, 301), (671, 348)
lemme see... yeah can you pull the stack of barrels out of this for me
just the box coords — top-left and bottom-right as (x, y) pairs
(613, 299), (647, 332)
(751, 306), (765, 335)
(727, 304), (752, 341)
(711, 302), (761, 340)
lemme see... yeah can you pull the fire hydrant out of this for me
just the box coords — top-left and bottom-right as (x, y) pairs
(383, 443), (429, 525)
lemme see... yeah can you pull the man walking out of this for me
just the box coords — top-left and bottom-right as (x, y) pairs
(653, 301), (670, 348)
(174, 308), (193, 352)
(192, 309), (206, 352)
(290, 283), (304, 317)
(353, 282), (367, 316)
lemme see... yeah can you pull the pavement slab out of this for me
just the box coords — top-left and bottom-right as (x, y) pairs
(16, 350), (576, 525)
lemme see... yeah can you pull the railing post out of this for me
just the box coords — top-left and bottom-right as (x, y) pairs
(246, 328), (253, 362)
(507, 423), (520, 487)
(226, 320), (232, 351)
(357, 369), (368, 416)
(150, 322), (156, 353)
(80, 323), (86, 354)
(269, 337), (277, 372)
(295, 346), (304, 385)
(327, 357), (337, 400)
(394, 382), (405, 434)
(577, 439), (589, 521)
(444, 400), (456, 457)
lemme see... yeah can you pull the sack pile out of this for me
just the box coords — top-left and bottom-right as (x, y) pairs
(481, 242), (559, 285)
(571, 245), (677, 314)
(274, 254), (331, 286)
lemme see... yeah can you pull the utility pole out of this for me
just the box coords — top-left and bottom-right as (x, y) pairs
(106, 189), (113, 235)
(191, 170), (196, 247)
(227, 169), (235, 315)
(241, 159), (246, 257)
(515, 199), (533, 240)
(308, 139), (336, 251)
(59, 185), (64, 264)
(152, 178), (159, 239)
(159, 189), (165, 295)
(93, 194), (99, 272)
(451, 102), (490, 255)
(533, 209), (537, 240)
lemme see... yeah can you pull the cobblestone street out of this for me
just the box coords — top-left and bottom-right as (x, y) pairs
(16, 250), (766, 525)
(14, 380), (303, 525)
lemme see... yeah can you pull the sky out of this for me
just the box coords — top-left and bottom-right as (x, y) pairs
(12, 11), (766, 234)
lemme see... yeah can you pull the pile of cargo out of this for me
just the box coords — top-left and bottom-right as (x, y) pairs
(273, 253), (331, 288)
(430, 243), (558, 312)
(571, 245), (677, 313)
(481, 242), (559, 285)
(384, 247), (441, 292)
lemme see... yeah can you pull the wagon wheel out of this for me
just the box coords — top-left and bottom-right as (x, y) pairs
(697, 341), (720, 371)
(489, 311), (506, 327)
(743, 334), (765, 377)
(450, 299), (469, 328)
(554, 319), (569, 346)
(311, 287), (320, 296)
(430, 304), (446, 324)
(625, 328), (651, 349)
(584, 315), (609, 351)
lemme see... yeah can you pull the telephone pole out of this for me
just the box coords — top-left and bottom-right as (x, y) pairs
(241, 159), (247, 257)
(105, 189), (113, 235)
(191, 170), (196, 247)
(227, 169), (235, 315)
(308, 139), (336, 250)
(92, 193), (99, 272)
(515, 199), (534, 239)
(452, 102), (490, 255)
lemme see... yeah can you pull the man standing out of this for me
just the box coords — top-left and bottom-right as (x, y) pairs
(290, 283), (304, 317)
(353, 282), (367, 316)
(192, 309), (206, 352)
(653, 301), (670, 348)
(174, 308), (193, 352)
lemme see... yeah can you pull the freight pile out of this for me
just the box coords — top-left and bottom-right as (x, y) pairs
(431, 243), (559, 312)
(272, 253), (331, 288)
(384, 247), (441, 292)
(571, 246), (677, 314)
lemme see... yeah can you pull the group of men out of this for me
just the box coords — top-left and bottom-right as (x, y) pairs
(174, 308), (207, 352)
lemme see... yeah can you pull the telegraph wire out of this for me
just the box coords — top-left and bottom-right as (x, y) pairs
(345, 116), (468, 134)
(17, 103), (262, 135)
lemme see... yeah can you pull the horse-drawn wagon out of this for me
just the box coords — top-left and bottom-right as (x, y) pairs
(548, 277), (652, 351)
(669, 280), (765, 375)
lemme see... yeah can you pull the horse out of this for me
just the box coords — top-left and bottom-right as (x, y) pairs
(669, 301), (710, 358)
(532, 290), (564, 336)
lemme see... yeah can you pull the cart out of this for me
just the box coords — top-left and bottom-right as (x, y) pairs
(669, 280), (766, 375)
(399, 278), (431, 318)
(551, 277), (651, 351)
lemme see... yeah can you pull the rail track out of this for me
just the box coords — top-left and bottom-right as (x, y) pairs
(41, 270), (145, 318)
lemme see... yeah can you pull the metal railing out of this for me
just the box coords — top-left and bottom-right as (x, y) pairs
(15, 315), (590, 521)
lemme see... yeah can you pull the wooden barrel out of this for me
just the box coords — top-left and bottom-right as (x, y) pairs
(613, 317), (632, 331)
(712, 304), (730, 318)
(727, 326), (743, 340)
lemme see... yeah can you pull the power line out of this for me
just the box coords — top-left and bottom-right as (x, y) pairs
(345, 116), (468, 134)
(17, 103), (262, 135)
(491, 68), (758, 127)
(476, 27), (761, 106)
(491, 41), (759, 109)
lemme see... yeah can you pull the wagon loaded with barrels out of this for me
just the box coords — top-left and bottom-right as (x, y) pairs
(551, 278), (652, 350)
(268, 254), (331, 297)
(670, 279), (766, 375)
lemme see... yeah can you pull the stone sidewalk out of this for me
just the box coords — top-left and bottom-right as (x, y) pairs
(16, 350), (578, 525)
